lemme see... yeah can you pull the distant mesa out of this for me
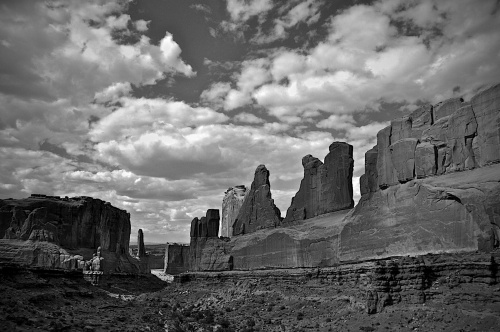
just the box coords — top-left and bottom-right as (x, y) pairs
(0, 194), (149, 274)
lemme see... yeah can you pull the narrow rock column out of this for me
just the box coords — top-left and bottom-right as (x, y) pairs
(137, 229), (146, 257)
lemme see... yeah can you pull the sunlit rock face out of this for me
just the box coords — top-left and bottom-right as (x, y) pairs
(232, 165), (282, 236)
(283, 142), (354, 223)
(188, 83), (500, 272)
(348, 83), (500, 261)
(0, 194), (146, 273)
(220, 185), (247, 238)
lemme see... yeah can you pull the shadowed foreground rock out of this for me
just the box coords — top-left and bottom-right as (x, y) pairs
(0, 194), (146, 273)
(232, 165), (282, 236)
(164, 243), (189, 274)
(189, 209), (232, 271)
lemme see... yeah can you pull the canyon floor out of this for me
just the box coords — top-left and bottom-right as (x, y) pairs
(1, 266), (499, 332)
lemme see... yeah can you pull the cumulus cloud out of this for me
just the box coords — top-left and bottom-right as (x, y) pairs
(233, 112), (265, 124)
(252, 0), (323, 44)
(210, 0), (500, 122)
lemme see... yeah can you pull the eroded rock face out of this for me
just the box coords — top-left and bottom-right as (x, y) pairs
(220, 185), (247, 238)
(284, 142), (354, 223)
(354, 84), (500, 258)
(164, 243), (190, 274)
(0, 195), (144, 273)
(232, 165), (282, 236)
(189, 209), (233, 271)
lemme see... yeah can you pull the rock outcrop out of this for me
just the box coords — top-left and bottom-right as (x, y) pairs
(0, 194), (145, 273)
(189, 209), (232, 271)
(347, 83), (500, 261)
(164, 243), (190, 275)
(220, 185), (247, 238)
(232, 165), (282, 236)
(284, 142), (354, 222)
(185, 83), (500, 273)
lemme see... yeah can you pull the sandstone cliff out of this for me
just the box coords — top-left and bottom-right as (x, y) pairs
(220, 185), (247, 238)
(232, 165), (282, 236)
(349, 83), (500, 261)
(284, 142), (354, 223)
(0, 194), (145, 273)
(186, 83), (500, 272)
(189, 209), (232, 271)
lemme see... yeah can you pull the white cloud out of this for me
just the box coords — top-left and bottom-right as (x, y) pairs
(233, 112), (265, 124)
(211, 0), (500, 123)
(226, 0), (274, 22)
(252, 0), (323, 44)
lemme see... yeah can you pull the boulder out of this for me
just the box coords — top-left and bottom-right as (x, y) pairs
(283, 142), (354, 222)
(220, 185), (247, 238)
(232, 165), (282, 236)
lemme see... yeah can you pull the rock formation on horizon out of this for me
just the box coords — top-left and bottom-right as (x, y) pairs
(284, 142), (354, 223)
(220, 185), (247, 238)
(0, 194), (147, 273)
(232, 165), (282, 236)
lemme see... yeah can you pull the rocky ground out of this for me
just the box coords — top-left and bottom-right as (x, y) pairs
(1, 265), (500, 332)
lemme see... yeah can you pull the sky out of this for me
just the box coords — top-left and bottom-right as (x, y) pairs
(0, 0), (499, 244)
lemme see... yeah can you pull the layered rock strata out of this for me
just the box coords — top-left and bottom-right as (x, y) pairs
(0, 194), (145, 273)
(220, 185), (247, 238)
(164, 243), (190, 275)
(284, 142), (354, 223)
(180, 252), (500, 314)
(232, 165), (282, 236)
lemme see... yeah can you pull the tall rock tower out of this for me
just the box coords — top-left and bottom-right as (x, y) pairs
(232, 165), (282, 236)
(284, 142), (354, 223)
(220, 185), (247, 237)
(137, 228), (146, 258)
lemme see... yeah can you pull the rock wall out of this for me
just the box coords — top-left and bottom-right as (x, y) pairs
(181, 252), (500, 314)
(232, 165), (282, 236)
(185, 83), (500, 273)
(284, 142), (354, 223)
(348, 83), (500, 261)
(164, 243), (190, 275)
(220, 185), (247, 238)
(189, 209), (233, 271)
(0, 194), (145, 274)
